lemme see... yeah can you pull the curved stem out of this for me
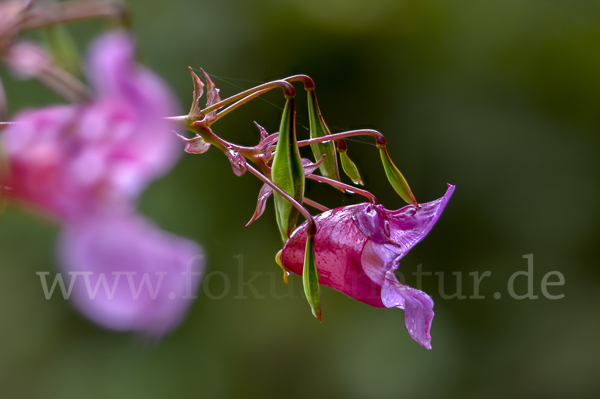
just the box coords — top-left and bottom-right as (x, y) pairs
(180, 119), (255, 154)
(303, 197), (329, 212)
(201, 80), (295, 116)
(247, 164), (316, 235)
(212, 75), (314, 123)
(166, 114), (263, 157)
(168, 116), (272, 175)
(215, 87), (271, 122)
(164, 115), (189, 127)
(297, 129), (387, 147)
(285, 75), (315, 90)
(307, 174), (378, 204)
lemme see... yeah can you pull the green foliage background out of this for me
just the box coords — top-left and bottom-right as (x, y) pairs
(1, 0), (599, 397)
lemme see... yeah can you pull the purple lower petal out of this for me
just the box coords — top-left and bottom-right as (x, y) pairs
(382, 270), (434, 349)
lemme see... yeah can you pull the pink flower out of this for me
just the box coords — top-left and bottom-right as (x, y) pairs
(280, 184), (455, 349)
(59, 212), (203, 338)
(2, 31), (180, 220)
(1, 31), (203, 337)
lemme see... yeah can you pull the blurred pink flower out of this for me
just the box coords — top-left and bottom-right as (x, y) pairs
(1, 31), (202, 337)
(2, 31), (180, 221)
(280, 184), (454, 349)
(59, 212), (203, 338)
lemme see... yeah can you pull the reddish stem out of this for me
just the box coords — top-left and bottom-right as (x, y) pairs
(307, 174), (378, 204)
(215, 88), (271, 121)
(297, 129), (387, 147)
(213, 75), (314, 122)
(303, 198), (329, 213)
(285, 75), (315, 90)
(247, 164), (316, 235)
(201, 80), (295, 117)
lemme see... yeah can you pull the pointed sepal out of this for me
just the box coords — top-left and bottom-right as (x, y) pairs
(307, 89), (340, 181)
(227, 150), (247, 177)
(379, 146), (417, 206)
(188, 67), (205, 120)
(200, 69), (221, 124)
(246, 183), (274, 228)
(174, 132), (211, 154)
(271, 97), (305, 241)
(254, 121), (269, 141)
(254, 122), (278, 159)
(301, 154), (326, 176)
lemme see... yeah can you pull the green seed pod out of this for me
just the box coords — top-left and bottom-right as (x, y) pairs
(302, 229), (321, 321)
(337, 139), (363, 186)
(379, 145), (417, 206)
(271, 97), (305, 241)
(307, 89), (340, 181)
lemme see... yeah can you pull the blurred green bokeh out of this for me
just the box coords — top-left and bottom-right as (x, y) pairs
(1, 0), (599, 397)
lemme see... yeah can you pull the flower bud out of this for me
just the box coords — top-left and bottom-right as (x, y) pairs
(5, 41), (51, 79)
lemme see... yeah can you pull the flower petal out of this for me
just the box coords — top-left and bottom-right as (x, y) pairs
(281, 184), (455, 346)
(86, 30), (181, 188)
(1, 106), (92, 219)
(383, 184), (455, 256)
(382, 270), (434, 349)
(281, 205), (384, 307)
(59, 212), (203, 339)
(351, 203), (390, 244)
